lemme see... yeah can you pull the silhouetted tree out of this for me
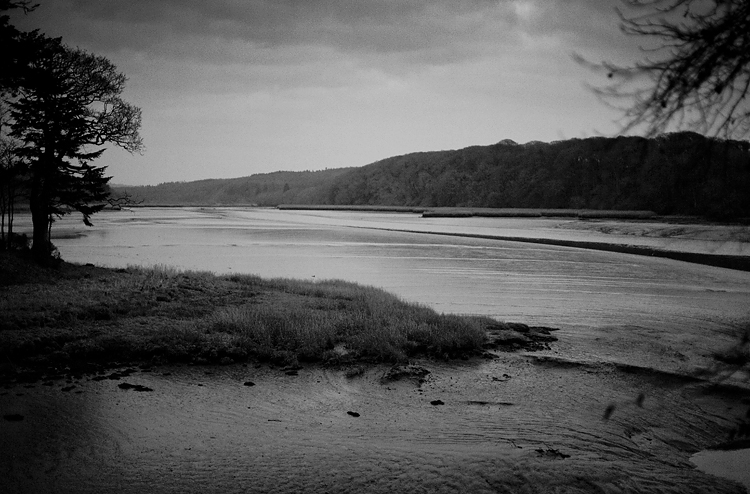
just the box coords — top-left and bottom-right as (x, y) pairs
(589, 0), (750, 139)
(0, 109), (29, 250)
(4, 28), (143, 261)
(0, 2), (34, 250)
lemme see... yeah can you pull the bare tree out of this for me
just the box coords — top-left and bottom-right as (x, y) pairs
(586, 0), (750, 139)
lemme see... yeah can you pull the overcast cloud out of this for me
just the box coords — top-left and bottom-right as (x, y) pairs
(9, 0), (642, 185)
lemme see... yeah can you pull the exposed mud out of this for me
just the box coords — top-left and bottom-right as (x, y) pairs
(2, 350), (749, 493)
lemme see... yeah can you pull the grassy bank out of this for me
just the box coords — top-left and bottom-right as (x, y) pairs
(1, 252), (552, 373)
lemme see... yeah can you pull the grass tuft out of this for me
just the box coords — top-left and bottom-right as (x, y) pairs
(0, 251), (494, 368)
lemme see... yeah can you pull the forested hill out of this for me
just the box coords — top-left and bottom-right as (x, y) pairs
(113, 168), (354, 207)
(116, 132), (750, 218)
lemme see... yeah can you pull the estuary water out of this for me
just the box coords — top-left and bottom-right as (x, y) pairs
(27, 207), (750, 332)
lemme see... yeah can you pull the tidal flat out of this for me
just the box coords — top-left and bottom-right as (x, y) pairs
(1, 251), (750, 493)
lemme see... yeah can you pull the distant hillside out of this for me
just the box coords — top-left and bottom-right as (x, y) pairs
(116, 132), (750, 218)
(113, 168), (353, 206)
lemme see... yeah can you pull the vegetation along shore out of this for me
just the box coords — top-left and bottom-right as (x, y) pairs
(0, 251), (558, 383)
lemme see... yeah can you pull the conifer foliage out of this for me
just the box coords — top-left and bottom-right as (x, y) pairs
(1, 2), (143, 261)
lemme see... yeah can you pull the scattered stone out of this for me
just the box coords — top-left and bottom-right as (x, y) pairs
(381, 364), (430, 384)
(535, 448), (570, 459)
(431, 400), (445, 406)
(347, 411), (360, 417)
(3, 414), (23, 421)
(506, 322), (530, 333)
(485, 323), (559, 352)
(285, 370), (298, 376)
(117, 382), (153, 392)
(243, 381), (256, 387)
(61, 385), (75, 392)
(106, 368), (138, 381)
(345, 366), (365, 378)
(466, 400), (514, 406)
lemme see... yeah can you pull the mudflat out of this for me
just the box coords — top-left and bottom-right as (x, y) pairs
(2, 348), (748, 493)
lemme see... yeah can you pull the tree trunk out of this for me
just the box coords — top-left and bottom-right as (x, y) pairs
(30, 193), (51, 262)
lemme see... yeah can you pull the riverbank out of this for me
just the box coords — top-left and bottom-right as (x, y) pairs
(0, 251), (556, 379)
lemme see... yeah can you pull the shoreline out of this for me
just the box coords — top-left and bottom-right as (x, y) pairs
(0, 252), (557, 376)
(356, 226), (750, 272)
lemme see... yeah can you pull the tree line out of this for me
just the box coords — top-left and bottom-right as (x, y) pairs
(120, 133), (750, 219)
(114, 169), (352, 207)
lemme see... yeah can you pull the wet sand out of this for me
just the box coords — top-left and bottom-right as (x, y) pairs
(2, 331), (749, 493)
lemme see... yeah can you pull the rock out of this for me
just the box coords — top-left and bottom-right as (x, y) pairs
(345, 366), (365, 378)
(106, 369), (135, 380)
(243, 381), (256, 387)
(430, 400), (445, 406)
(118, 382), (153, 392)
(381, 364), (430, 384)
(485, 323), (560, 351)
(347, 411), (360, 417)
(535, 448), (570, 459)
(485, 329), (531, 347)
(492, 374), (512, 382)
(505, 322), (530, 333)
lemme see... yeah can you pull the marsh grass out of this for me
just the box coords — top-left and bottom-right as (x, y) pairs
(0, 252), (492, 368)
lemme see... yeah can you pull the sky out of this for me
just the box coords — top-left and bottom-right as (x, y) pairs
(9, 0), (647, 186)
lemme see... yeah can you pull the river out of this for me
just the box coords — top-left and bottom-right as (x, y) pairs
(21, 207), (750, 331)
